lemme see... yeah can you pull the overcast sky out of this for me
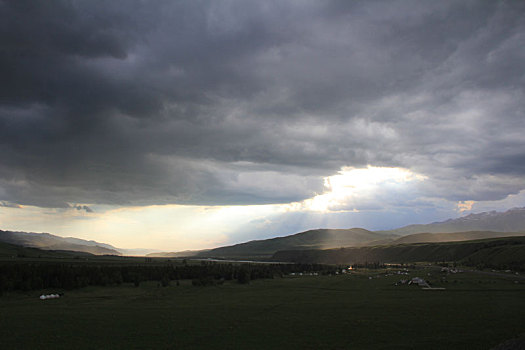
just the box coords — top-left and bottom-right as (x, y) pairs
(1, 1), (524, 251)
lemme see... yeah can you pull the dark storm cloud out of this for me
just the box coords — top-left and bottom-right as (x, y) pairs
(0, 0), (524, 208)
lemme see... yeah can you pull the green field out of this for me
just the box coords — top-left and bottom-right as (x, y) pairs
(1, 267), (524, 349)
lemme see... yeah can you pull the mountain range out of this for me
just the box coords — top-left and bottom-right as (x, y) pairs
(149, 208), (525, 258)
(2, 207), (525, 258)
(378, 207), (525, 235)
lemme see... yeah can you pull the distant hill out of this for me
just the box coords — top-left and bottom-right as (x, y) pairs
(0, 240), (95, 259)
(0, 230), (122, 256)
(119, 248), (162, 257)
(379, 207), (525, 236)
(147, 249), (211, 258)
(273, 236), (525, 269)
(160, 228), (398, 259)
(391, 231), (525, 244)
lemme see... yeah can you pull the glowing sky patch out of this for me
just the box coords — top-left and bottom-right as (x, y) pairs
(286, 166), (427, 213)
(457, 201), (475, 212)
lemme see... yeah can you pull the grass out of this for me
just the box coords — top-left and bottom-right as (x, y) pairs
(1, 268), (524, 349)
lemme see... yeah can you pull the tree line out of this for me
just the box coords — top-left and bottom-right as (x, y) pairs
(0, 260), (336, 293)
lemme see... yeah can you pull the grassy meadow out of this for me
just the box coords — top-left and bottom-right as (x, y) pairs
(1, 267), (524, 349)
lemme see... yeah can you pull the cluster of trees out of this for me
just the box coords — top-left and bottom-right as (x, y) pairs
(464, 259), (525, 272)
(0, 261), (335, 293)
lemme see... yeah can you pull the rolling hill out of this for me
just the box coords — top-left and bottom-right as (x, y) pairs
(0, 240), (95, 259)
(147, 249), (211, 258)
(150, 228), (399, 259)
(390, 230), (525, 245)
(0, 230), (122, 256)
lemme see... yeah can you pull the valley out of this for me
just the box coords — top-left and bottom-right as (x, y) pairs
(1, 266), (524, 349)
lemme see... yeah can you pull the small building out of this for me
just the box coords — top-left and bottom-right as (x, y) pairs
(408, 277), (428, 286)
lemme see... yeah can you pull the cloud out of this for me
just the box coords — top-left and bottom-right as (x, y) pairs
(72, 205), (93, 213)
(0, 201), (21, 208)
(457, 201), (474, 213)
(284, 166), (433, 213)
(0, 1), (524, 210)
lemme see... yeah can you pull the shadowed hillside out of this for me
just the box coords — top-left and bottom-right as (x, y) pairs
(273, 236), (525, 270)
(391, 230), (525, 244)
(0, 241), (94, 259)
(151, 228), (398, 259)
(0, 230), (122, 256)
(194, 228), (398, 259)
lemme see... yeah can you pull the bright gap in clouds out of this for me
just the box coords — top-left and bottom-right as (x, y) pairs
(286, 166), (428, 212)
